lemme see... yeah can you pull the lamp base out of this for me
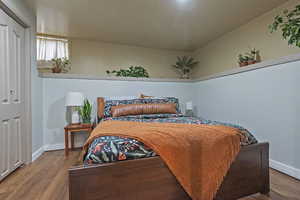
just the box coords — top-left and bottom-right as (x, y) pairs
(185, 110), (194, 117)
(71, 110), (80, 124)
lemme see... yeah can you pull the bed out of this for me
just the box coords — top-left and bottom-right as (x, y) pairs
(68, 97), (269, 200)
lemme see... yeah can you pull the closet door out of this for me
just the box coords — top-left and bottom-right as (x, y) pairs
(0, 9), (10, 181)
(0, 9), (26, 182)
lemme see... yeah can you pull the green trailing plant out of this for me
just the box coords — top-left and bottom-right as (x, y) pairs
(77, 99), (92, 124)
(106, 66), (149, 78)
(269, 4), (300, 47)
(51, 57), (70, 73)
(172, 56), (199, 79)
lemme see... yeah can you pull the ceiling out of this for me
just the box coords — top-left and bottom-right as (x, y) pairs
(25, 0), (287, 51)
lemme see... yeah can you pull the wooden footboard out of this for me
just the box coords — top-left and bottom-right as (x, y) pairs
(69, 142), (269, 200)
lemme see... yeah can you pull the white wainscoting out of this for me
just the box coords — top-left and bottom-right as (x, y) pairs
(42, 78), (194, 151)
(193, 60), (300, 179)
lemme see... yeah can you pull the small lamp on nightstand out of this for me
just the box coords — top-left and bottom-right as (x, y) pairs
(65, 92), (84, 124)
(185, 101), (193, 117)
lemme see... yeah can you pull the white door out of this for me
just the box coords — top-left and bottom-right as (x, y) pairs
(0, 9), (26, 181)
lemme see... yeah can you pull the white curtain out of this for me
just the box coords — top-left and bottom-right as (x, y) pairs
(37, 36), (69, 61)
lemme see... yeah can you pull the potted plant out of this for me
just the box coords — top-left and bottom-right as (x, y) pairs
(77, 99), (92, 124)
(238, 54), (248, 67)
(246, 48), (260, 65)
(269, 5), (300, 48)
(238, 48), (261, 67)
(51, 57), (70, 73)
(106, 66), (150, 78)
(172, 56), (199, 79)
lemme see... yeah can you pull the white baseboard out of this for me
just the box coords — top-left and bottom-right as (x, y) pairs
(43, 143), (65, 151)
(32, 143), (82, 161)
(32, 146), (45, 162)
(43, 142), (84, 151)
(270, 159), (300, 180)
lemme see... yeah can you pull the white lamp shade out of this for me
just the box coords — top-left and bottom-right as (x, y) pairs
(186, 101), (193, 110)
(65, 92), (84, 107)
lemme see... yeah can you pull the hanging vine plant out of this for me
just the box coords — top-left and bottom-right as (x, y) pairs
(269, 4), (300, 47)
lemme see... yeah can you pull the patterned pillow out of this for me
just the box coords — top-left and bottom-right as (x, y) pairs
(104, 97), (181, 117)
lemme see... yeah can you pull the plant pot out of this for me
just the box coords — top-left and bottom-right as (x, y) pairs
(181, 73), (190, 79)
(52, 67), (62, 73)
(82, 118), (91, 124)
(239, 62), (248, 67)
(247, 60), (256, 65)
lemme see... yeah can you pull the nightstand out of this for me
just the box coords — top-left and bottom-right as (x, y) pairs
(64, 123), (93, 156)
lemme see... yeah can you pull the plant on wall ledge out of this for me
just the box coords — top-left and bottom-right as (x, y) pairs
(269, 4), (300, 47)
(106, 66), (149, 78)
(238, 48), (261, 67)
(51, 57), (70, 73)
(172, 56), (199, 79)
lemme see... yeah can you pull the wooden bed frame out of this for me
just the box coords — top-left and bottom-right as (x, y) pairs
(69, 142), (269, 200)
(68, 98), (270, 200)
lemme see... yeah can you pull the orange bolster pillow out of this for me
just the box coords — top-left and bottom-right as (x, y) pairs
(111, 103), (177, 117)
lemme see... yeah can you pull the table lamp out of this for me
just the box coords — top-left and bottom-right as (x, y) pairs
(65, 92), (84, 124)
(185, 101), (193, 117)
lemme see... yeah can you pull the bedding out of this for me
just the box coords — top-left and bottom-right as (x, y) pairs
(82, 119), (243, 200)
(84, 114), (257, 165)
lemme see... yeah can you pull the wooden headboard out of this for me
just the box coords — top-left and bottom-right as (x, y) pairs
(97, 97), (105, 119)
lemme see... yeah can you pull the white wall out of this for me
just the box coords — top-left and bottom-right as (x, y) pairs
(42, 79), (193, 150)
(193, 60), (300, 178)
(2, 0), (44, 156)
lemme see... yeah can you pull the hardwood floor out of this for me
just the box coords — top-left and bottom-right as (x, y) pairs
(0, 150), (299, 200)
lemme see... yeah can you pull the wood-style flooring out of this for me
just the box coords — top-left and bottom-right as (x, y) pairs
(0, 150), (299, 200)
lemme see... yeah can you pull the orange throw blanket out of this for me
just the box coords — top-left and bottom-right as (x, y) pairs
(83, 120), (241, 200)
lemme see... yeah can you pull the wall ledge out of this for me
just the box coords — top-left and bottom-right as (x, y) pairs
(193, 53), (300, 82)
(39, 53), (300, 83)
(38, 73), (194, 83)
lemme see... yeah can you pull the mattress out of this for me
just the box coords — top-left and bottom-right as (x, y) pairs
(83, 114), (257, 165)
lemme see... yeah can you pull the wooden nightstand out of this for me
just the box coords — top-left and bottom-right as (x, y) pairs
(64, 123), (93, 156)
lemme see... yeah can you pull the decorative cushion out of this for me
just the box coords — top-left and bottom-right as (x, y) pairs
(139, 93), (154, 98)
(111, 103), (177, 117)
(104, 97), (181, 117)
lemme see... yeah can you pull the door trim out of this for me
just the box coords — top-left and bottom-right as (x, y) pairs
(0, 2), (32, 164)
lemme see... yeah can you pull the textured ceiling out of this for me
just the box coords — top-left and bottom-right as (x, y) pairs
(26, 0), (287, 51)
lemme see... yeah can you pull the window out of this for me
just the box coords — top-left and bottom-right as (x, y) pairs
(36, 35), (69, 65)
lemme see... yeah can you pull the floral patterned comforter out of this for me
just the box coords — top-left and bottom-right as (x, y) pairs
(83, 114), (257, 165)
